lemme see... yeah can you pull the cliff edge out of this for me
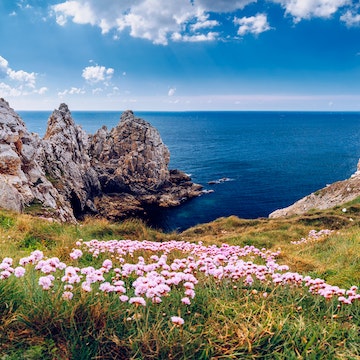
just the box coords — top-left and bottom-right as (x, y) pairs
(269, 162), (360, 218)
(0, 98), (202, 221)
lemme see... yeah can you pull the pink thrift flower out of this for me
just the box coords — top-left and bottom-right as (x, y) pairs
(119, 295), (129, 302)
(171, 316), (184, 326)
(81, 282), (92, 292)
(181, 297), (191, 305)
(62, 291), (74, 301)
(129, 296), (146, 307)
(70, 249), (83, 260)
(14, 266), (26, 278)
(38, 275), (54, 290)
(102, 259), (113, 269)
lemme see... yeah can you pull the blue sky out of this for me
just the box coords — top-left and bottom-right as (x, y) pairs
(1, 0), (360, 110)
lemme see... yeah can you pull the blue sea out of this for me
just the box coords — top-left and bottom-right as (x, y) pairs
(19, 110), (360, 232)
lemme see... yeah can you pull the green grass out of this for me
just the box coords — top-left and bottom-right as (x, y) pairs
(0, 204), (359, 359)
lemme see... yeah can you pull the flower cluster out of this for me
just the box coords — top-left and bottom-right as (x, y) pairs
(1, 237), (359, 325)
(291, 229), (333, 245)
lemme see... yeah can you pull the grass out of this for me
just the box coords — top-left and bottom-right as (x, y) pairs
(0, 200), (359, 359)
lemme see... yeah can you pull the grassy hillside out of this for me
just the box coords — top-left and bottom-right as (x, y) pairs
(0, 200), (359, 359)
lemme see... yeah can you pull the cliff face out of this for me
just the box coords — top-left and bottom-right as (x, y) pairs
(0, 99), (75, 221)
(269, 164), (360, 218)
(0, 98), (202, 221)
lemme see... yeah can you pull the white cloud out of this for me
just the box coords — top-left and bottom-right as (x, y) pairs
(191, 19), (219, 31)
(172, 31), (219, 42)
(168, 87), (176, 96)
(196, 0), (257, 12)
(0, 54), (44, 97)
(234, 14), (272, 36)
(58, 87), (85, 97)
(50, 0), (354, 44)
(53, 0), (97, 27)
(0, 83), (22, 97)
(0, 56), (9, 72)
(7, 69), (36, 88)
(272, 0), (350, 22)
(51, 0), (258, 45)
(82, 65), (114, 83)
(340, 9), (360, 26)
(92, 87), (103, 95)
(36, 87), (48, 95)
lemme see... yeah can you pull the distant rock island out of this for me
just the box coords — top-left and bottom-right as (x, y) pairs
(0, 98), (202, 222)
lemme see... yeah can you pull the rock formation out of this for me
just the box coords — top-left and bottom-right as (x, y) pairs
(0, 98), (75, 221)
(0, 98), (202, 222)
(269, 163), (360, 218)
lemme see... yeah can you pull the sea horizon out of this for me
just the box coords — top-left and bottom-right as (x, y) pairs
(19, 110), (360, 232)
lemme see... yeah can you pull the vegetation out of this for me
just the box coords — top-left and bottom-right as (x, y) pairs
(0, 199), (359, 359)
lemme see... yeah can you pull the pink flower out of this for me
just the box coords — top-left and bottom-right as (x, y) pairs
(81, 282), (92, 292)
(14, 267), (26, 278)
(38, 275), (54, 290)
(181, 297), (191, 305)
(171, 316), (184, 326)
(129, 296), (146, 307)
(70, 249), (83, 260)
(119, 295), (129, 302)
(62, 291), (74, 301)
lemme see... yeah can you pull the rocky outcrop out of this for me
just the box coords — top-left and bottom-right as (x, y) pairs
(269, 163), (360, 218)
(90, 110), (170, 194)
(88, 110), (202, 219)
(0, 98), (202, 222)
(0, 98), (75, 221)
(40, 103), (101, 217)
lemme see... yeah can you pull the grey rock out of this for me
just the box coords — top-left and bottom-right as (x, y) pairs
(0, 180), (23, 212)
(0, 98), (75, 221)
(0, 98), (202, 222)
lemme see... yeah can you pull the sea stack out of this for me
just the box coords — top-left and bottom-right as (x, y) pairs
(0, 98), (202, 221)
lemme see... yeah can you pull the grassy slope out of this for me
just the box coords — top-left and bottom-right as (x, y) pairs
(0, 199), (359, 359)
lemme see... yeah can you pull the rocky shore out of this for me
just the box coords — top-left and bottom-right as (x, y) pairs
(269, 162), (360, 218)
(0, 98), (202, 222)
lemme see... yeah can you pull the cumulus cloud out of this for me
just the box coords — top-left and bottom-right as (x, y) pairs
(58, 87), (85, 97)
(0, 55), (43, 97)
(196, 0), (257, 12)
(51, 0), (355, 44)
(36, 87), (48, 95)
(0, 82), (22, 97)
(341, 9), (360, 26)
(82, 65), (114, 83)
(7, 69), (36, 88)
(172, 31), (219, 42)
(272, 0), (350, 22)
(234, 14), (272, 36)
(0, 56), (9, 73)
(51, 0), (258, 45)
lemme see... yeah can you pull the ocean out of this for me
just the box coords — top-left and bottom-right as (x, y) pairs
(19, 110), (360, 232)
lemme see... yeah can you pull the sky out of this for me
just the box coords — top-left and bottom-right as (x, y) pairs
(0, 0), (360, 111)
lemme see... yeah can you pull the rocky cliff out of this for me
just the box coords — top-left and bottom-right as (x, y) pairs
(0, 98), (202, 221)
(269, 163), (360, 218)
